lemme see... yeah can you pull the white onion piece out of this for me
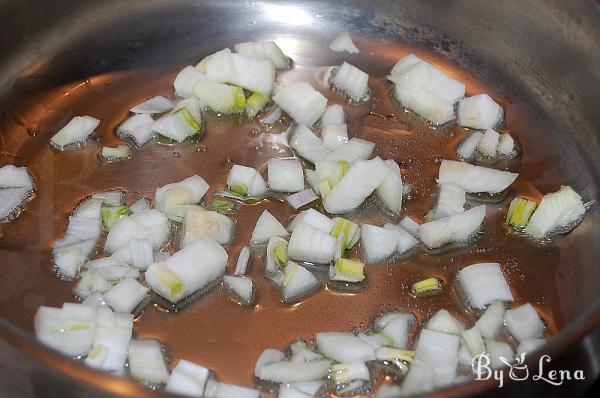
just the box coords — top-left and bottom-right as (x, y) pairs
(90, 191), (125, 206)
(0, 164), (34, 189)
(305, 169), (320, 195)
(525, 185), (585, 238)
(398, 216), (420, 237)
(497, 133), (515, 156)
(389, 53), (422, 78)
(287, 189), (318, 210)
(375, 384), (403, 398)
(204, 380), (260, 398)
(0, 187), (30, 220)
(315, 332), (376, 363)
(182, 208), (235, 247)
(154, 175), (209, 216)
(103, 278), (148, 314)
(235, 246), (251, 275)
(287, 222), (335, 264)
(457, 131), (483, 159)
(332, 362), (370, 384)
(251, 210), (289, 244)
(151, 98), (202, 142)
(282, 262), (320, 303)
(478, 128), (500, 158)
(146, 239), (227, 303)
(432, 183), (466, 220)
(376, 159), (403, 214)
(457, 343), (473, 367)
(321, 104), (345, 125)
(289, 124), (330, 164)
(322, 137), (375, 165)
(74, 269), (112, 298)
(516, 338), (546, 358)
(411, 329), (459, 389)
(223, 275), (254, 305)
(504, 303), (545, 342)
(278, 386), (313, 398)
(418, 205), (486, 249)
(265, 236), (288, 278)
(174, 66), (206, 98)
(426, 309), (465, 335)
(475, 300), (506, 339)
(259, 106), (282, 125)
(361, 224), (399, 263)
(374, 311), (415, 349)
(116, 114), (154, 147)
(227, 164), (267, 197)
(206, 51), (275, 94)
(331, 62), (369, 100)
(94, 265), (139, 282)
(289, 381), (325, 396)
(458, 263), (514, 309)
(323, 157), (390, 214)
(288, 208), (335, 234)
(321, 123), (348, 151)
(255, 348), (286, 378)
(329, 31), (359, 54)
(129, 209), (171, 250)
(193, 80), (244, 114)
(457, 94), (503, 130)
(128, 339), (170, 384)
(234, 41), (288, 69)
(273, 82), (327, 126)
(461, 327), (485, 356)
(165, 359), (210, 397)
(83, 308), (133, 374)
(268, 158), (305, 193)
(50, 116), (100, 149)
(0, 165), (33, 218)
(111, 238), (154, 271)
(256, 359), (332, 383)
(357, 332), (388, 350)
(289, 341), (324, 362)
(130, 96), (173, 114)
(485, 339), (514, 369)
(438, 160), (518, 194)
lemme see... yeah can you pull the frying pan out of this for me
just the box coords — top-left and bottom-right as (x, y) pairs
(0, 0), (599, 397)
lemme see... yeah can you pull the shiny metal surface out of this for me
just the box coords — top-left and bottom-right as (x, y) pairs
(0, 0), (599, 397)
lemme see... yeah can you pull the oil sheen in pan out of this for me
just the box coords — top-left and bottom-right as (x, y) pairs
(0, 37), (565, 389)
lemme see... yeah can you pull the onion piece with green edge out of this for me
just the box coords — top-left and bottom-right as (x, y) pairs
(478, 128), (500, 158)
(457, 262), (513, 309)
(174, 65), (206, 98)
(84, 308), (133, 374)
(128, 339), (170, 384)
(273, 82), (327, 126)
(498, 133), (515, 156)
(289, 124), (331, 164)
(331, 362), (370, 384)
(101, 205), (130, 232)
(289, 208), (336, 234)
(116, 114), (154, 147)
(193, 80), (246, 114)
(322, 137), (375, 165)
(315, 332), (376, 363)
(418, 204), (486, 249)
(211, 198), (234, 214)
(321, 123), (348, 151)
(425, 309), (465, 335)
(457, 94), (503, 130)
(286, 189), (318, 210)
(382, 223), (419, 254)
(268, 158), (305, 193)
(151, 98), (202, 142)
(287, 222), (335, 264)
(329, 31), (359, 54)
(323, 157), (390, 214)
(281, 261), (320, 303)
(265, 236), (288, 281)
(155, 175), (209, 215)
(165, 359), (210, 397)
(475, 300), (506, 339)
(316, 159), (349, 194)
(50, 116), (100, 149)
(251, 209), (289, 244)
(411, 277), (442, 298)
(504, 303), (545, 342)
(223, 275), (254, 305)
(100, 144), (130, 162)
(360, 224), (398, 264)
(376, 159), (403, 215)
(226, 164), (267, 198)
(206, 51), (275, 94)
(182, 208), (235, 247)
(246, 91), (271, 117)
(130, 96), (173, 114)
(374, 311), (415, 349)
(145, 239), (227, 303)
(204, 380), (260, 398)
(235, 246), (251, 275)
(524, 185), (586, 238)
(331, 62), (370, 101)
(375, 347), (415, 365)
(103, 278), (148, 314)
(321, 104), (345, 125)
(234, 41), (288, 69)
(255, 359), (332, 383)
(485, 339), (514, 369)
(329, 258), (365, 282)
(457, 131), (483, 159)
(438, 160), (518, 194)
(431, 183), (466, 220)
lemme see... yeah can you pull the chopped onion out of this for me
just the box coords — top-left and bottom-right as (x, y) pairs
(376, 159), (403, 214)
(286, 189), (318, 210)
(323, 157), (390, 214)
(321, 104), (346, 125)
(145, 239), (227, 303)
(0, 164), (34, 189)
(103, 278), (148, 314)
(457, 263), (514, 309)
(331, 62), (369, 101)
(418, 205), (486, 249)
(265, 236), (288, 279)
(74, 269), (112, 298)
(246, 91), (271, 117)
(130, 96), (174, 114)
(50, 116), (100, 149)
(155, 175), (209, 216)
(475, 300), (506, 339)
(0, 187), (31, 220)
(278, 386), (313, 398)
(206, 51), (275, 94)
(288, 208), (335, 234)
(193, 80), (246, 114)
(182, 208), (235, 247)
(321, 123), (348, 151)
(174, 66), (207, 98)
(289, 340), (325, 362)
(485, 339), (514, 369)
(255, 348), (286, 377)
(525, 185), (585, 238)
(457, 131), (483, 159)
(330, 217), (361, 251)
(81, 292), (107, 308)
(85, 308), (133, 374)
(374, 311), (415, 349)
(101, 205), (130, 232)
(322, 137), (375, 165)
(315, 332), (376, 363)
(504, 303), (545, 342)
(111, 238), (154, 271)
(331, 362), (370, 384)
(273, 82), (327, 126)
(204, 380), (260, 398)
(251, 209), (289, 244)
(90, 190), (125, 206)
(289, 124), (330, 164)
(116, 114), (154, 147)
(329, 258), (365, 282)
(478, 128), (500, 158)
(357, 332), (388, 350)
(260, 106), (282, 125)
(235, 246), (251, 275)
(516, 338), (546, 357)
(457, 94), (503, 130)
(165, 359), (210, 397)
(268, 158), (305, 192)
(234, 41), (289, 69)
(151, 98), (202, 142)
(506, 197), (537, 228)
(398, 216), (420, 237)
(408, 329), (460, 390)
(411, 277), (443, 297)
(227, 164), (267, 197)
(329, 31), (359, 54)
(426, 309), (465, 335)
(128, 339), (170, 384)
(223, 275), (254, 305)
(287, 222), (335, 264)
(438, 160), (518, 194)
(497, 133), (515, 156)
(305, 169), (320, 195)
(431, 183), (466, 220)
(282, 261), (321, 303)
(255, 359), (332, 383)
(360, 224), (400, 264)
(461, 327), (485, 356)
